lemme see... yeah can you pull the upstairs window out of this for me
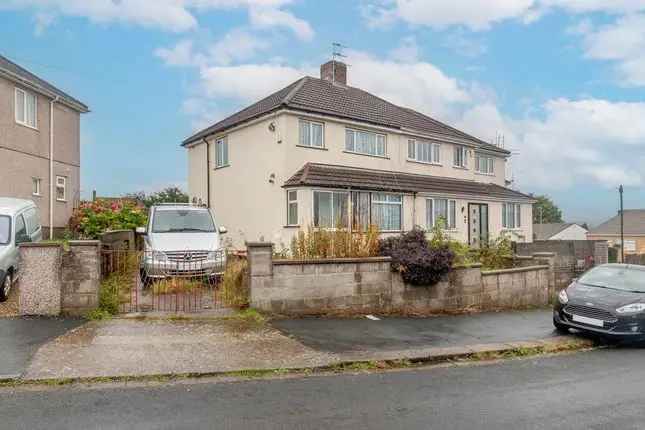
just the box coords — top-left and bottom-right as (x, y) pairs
(453, 146), (468, 168)
(475, 153), (494, 174)
(426, 198), (456, 229)
(15, 88), (37, 128)
(215, 137), (229, 168)
(299, 119), (324, 148)
(502, 203), (521, 229)
(345, 129), (386, 157)
(408, 139), (440, 164)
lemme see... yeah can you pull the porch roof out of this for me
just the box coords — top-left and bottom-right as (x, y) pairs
(284, 163), (535, 202)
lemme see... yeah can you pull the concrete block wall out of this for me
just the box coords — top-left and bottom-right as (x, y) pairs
(61, 241), (101, 315)
(19, 241), (101, 316)
(248, 243), (558, 316)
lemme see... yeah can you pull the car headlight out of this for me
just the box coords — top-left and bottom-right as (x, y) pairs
(616, 303), (645, 314)
(558, 289), (569, 304)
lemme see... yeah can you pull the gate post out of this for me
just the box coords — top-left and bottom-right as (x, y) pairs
(247, 242), (274, 311)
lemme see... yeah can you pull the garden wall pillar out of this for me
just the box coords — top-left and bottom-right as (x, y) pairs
(247, 242), (274, 311)
(61, 240), (101, 315)
(532, 252), (557, 297)
(19, 243), (63, 316)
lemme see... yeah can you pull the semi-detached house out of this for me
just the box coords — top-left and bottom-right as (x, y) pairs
(183, 60), (534, 249)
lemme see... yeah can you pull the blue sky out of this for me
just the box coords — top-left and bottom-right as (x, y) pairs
(2, 1), (645, 226)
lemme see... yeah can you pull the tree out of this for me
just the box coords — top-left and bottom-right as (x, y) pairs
(532, 195), (563, 224)
(125, 186), (190, 208)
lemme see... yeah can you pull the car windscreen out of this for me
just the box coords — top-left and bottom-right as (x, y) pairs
(0, 216), (10, 245)
(152, 210), (215, 233)
(578, 265), (645, 292)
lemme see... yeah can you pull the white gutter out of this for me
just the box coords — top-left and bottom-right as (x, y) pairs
(49, 96), (60, 239)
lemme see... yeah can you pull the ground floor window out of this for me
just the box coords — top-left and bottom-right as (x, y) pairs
(287, 190), (298, 226)
(371, 193), (402, 231)
(313, 191), (349, 228)
(502, 203), (521, 229)
(351, 191), (371, 230)
(426, 198), (456, 229)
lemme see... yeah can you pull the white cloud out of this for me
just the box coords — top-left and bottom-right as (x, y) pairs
(3, 0), (312, 38)
(208, 28), (271, 65)
(388, 36), (420, 63)
(155, 40), (199, 67)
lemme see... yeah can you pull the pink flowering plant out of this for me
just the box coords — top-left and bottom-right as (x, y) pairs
(70, 200), (148, 239)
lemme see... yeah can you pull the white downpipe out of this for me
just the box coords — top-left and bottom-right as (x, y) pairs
(49, 96), (60, 239)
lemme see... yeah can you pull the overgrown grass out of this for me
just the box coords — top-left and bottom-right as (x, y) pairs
(152, 278), (203, 295)
(219, 258), (249, 308)
(225, 308), (267, 332)
(290, 224), (380, 259)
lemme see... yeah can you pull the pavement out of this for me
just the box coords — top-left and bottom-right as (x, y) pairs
(1, 347), (643, 429)
(20, 308), (588, 381)
(0, 317), (84, 380)
(272, 309), (564, 360)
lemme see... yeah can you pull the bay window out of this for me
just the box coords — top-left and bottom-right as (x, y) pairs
(408, 139), (440, 164)
(426, 198), (456, 229)
(502, 203), (522, 229)
(287, 190), (298, 226)
(345, 128), (386, 157)
(313, 191), (348, 228)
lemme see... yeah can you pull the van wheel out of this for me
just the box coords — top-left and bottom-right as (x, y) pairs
(0, 271), (12, 302)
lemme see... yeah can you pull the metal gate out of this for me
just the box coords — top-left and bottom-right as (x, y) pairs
(100, 249), (225, 313)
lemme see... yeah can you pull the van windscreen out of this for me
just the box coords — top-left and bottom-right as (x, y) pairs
(152, 210), (215, 233)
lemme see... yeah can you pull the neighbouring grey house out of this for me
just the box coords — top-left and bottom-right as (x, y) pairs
(0, 54), (89, 238)
(588, 210), (645, 254)
(533, 223), (588, 241)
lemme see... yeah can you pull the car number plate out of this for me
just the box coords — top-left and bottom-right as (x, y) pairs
(572, 314), (604, 327)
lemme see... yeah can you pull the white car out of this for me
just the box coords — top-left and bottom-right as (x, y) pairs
(0, 198), (42, 301)
(137, 204), (227, 285)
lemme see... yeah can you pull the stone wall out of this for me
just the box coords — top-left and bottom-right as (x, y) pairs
(19, 241), (101, 316)
(61, 241), (101, 315)
(248, 243), (559, 316)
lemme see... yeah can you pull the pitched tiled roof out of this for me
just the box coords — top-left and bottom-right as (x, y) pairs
(283, 163), (534, 201)
(533, 223), (579, 240)
(589, 210), (645, 235)
(0, 54), (89, 112)
(183, 76), (507, 154)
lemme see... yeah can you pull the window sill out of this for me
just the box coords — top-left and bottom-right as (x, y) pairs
(15, 121), (39, 131)
(452, 165), (468, 170)
(283, 225), (300, 228)
(343, 150), (389, 159)
(32, 194), (42, 198)
(56, 199), (67, 203)
(296, 144), (327, 151)
(475, 172), (495, 177)
(214, 164), (230, 170)
(407, 159), (441, 167)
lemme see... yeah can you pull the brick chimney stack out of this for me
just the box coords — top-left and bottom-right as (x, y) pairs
(320, 60), (347, 85)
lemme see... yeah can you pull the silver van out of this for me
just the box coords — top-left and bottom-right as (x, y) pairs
(0, 198), (42, 301)
(137, 204), (227, 285)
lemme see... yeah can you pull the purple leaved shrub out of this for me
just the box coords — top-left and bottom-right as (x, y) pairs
(378, 228), (455, 286)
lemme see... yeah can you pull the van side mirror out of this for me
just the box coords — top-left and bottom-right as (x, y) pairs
(15, 233), (31, 244)
(219, 226), (228, 234)
(135, 227), (146, 235)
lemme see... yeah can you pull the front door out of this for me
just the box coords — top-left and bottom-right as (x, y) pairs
(468, 203), (489, 248)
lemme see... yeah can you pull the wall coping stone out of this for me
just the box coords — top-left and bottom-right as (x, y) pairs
(274, 256), (392, 266)
(533, 252), (556, 257)
(482, 265), (550, 276)
(511, 255), (535, 260)
(246, 242), (274, 248)
(19, 242), (62, 248)
(68, 240), (101, 247)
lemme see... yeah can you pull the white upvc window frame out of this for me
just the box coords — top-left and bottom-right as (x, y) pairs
(475, 153), (495, 175)
(345, 128), (387, 158)
(32, 177), (41, 196)
(55, 176), (66, 202)
(215, 137), (229, 168)
(298, 119), (325, 148)
(370, 192), (403, 232)
(407, 139), (441, 165)
(15, 87), (38, 129)
(426, 198), (457, 230)
(502, 202), (522, 229)
(312, 190), (350, 229)
(286, 190), (298, 226)
(453, 145), (468, 168)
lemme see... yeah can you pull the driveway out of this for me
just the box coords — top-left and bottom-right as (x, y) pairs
(0, 318), (84, 379)
(272, 309), (562, 357)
